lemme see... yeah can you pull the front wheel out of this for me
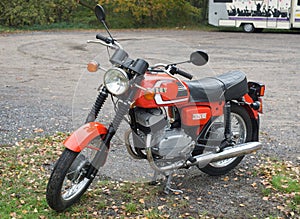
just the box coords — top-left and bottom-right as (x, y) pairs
(46, 148), (96, 211)
(199, 105), (253, 176)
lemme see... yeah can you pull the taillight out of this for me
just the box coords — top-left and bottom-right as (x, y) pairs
(248, 82), (265, 98)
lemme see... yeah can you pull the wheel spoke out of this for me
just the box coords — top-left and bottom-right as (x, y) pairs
(203, 111), (247, 168)
(62, 178), (89, 200)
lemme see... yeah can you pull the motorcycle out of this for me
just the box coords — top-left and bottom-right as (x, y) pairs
(46, 4), (265, 212)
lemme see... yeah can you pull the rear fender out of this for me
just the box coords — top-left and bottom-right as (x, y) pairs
(234, 96), (260, 141)
(242, 103), (260, 141)
(64, 122), (108, 152)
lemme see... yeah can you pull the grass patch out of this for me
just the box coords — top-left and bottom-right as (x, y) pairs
(0, 23), (218, 34)
(1, 134), (299, 218)
(255, 157), (300, 217)
(272, 175), (300, 193)
(0, 22), (98, 33)
(0, 134), (209, 218)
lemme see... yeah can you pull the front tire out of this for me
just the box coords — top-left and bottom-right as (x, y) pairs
(46, 148), (95, 212)
(200, 105), (253, 176)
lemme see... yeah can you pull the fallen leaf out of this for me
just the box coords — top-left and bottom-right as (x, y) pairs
(223, 176), (229, 181)
(33, 128), (44, 133)
(251, 182), (257, 188)
(158, 205), (164, 210)
(139, 199), (145, 204)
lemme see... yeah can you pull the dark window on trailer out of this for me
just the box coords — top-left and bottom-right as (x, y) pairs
(214, 0), (233, 2)
(298, 0), (300, 5)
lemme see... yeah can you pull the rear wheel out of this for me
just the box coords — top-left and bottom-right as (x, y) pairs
(199, 105), (253, 176)
(46, 136), (106, 212)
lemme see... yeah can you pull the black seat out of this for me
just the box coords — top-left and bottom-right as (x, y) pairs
(185, 71), (248, 102)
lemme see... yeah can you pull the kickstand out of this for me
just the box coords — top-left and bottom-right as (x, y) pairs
(164, 173), (183, 194)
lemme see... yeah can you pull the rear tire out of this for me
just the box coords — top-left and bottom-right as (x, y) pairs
(200, 105), (253, 176)
(243, 23), (255, 33)
(46, 149), (95, 212)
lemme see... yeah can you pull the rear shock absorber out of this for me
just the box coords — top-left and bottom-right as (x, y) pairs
(224, 101), (232, 141)
(85, 86), (108, 123)
(218, 101), (233, 152)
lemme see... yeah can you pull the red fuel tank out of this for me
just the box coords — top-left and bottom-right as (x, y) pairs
(134, 72), (190, 108)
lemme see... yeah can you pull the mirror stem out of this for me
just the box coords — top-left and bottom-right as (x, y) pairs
(101, 20), (114, 42)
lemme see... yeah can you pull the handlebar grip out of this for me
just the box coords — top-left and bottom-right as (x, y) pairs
(176, 69), (193, 80)
(96, 34), (113, 44)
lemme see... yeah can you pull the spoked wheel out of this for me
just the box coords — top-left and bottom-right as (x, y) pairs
(46, 136), (106, 212)
(199, 105), (253, 176)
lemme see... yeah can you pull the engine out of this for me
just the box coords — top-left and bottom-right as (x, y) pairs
(132, 108), (194, 161)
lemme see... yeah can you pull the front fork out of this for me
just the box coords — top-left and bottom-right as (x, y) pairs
(86, 86), (108, 123)
(85, 79), (142, 177)
(85, 95), (132, 178)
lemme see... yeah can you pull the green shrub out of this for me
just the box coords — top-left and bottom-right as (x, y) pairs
(0, 0), (204, 29)
(98, 0), (201, 28)
(0, 0), (77, 27)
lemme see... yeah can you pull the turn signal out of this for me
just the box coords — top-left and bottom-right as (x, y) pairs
(87, 60), (99, 72)
(144, 90), (155, 100)
(259, 85), (265, 97)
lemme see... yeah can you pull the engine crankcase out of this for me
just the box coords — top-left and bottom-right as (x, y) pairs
(152, 129), (194, 160)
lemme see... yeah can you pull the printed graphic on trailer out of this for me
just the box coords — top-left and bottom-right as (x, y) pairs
(226, 0), (291, 17)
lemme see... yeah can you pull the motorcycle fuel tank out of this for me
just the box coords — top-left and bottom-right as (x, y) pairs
(134, 72), (190, 108)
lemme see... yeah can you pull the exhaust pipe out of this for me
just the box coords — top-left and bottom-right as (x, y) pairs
(193, 141), (262, 168)
(147, 141), (262, 172)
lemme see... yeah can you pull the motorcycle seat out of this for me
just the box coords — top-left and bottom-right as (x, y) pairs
(185, 70), (248, 102)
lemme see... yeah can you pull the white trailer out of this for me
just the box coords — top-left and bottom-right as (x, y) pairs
(208, 0), (300, 32)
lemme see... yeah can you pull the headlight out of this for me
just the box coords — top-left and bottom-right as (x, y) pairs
(104, 68), (129, 95)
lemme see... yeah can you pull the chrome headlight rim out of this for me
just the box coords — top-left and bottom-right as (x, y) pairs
(104, 67), (129, 96)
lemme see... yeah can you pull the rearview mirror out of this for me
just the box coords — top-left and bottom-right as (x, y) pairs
(190, 51), (209, 66)
(95, 4), (106, 22)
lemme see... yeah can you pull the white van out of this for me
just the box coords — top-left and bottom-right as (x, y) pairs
(208, 0), (300, 32)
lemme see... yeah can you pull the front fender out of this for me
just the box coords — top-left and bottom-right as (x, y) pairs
(64, 122), (108, 152)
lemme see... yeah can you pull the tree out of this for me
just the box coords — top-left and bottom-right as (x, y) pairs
(98, 0), (201, 27)
(186, 0), (208, 23)
(0, 0), (77, 27)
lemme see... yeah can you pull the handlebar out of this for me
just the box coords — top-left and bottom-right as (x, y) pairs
(169, 66), (193, 80)
(176, 68), (193, 80)
(96, 33), (113, 44)
(93, 34), (193, 80)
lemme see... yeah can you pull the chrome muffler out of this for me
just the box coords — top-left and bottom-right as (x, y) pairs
(193, 141), (262, 168)
(146, 138), (262, 172)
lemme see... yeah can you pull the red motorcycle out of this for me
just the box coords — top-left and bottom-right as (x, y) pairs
(46, 5), (265, 212)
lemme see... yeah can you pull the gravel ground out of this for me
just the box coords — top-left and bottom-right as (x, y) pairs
(1, 30), (299, 218)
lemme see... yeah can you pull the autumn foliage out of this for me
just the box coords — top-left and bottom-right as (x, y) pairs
(0, 0), (78, 27)
(0, 0), (202, 28)
(98, 0), (201, 27)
